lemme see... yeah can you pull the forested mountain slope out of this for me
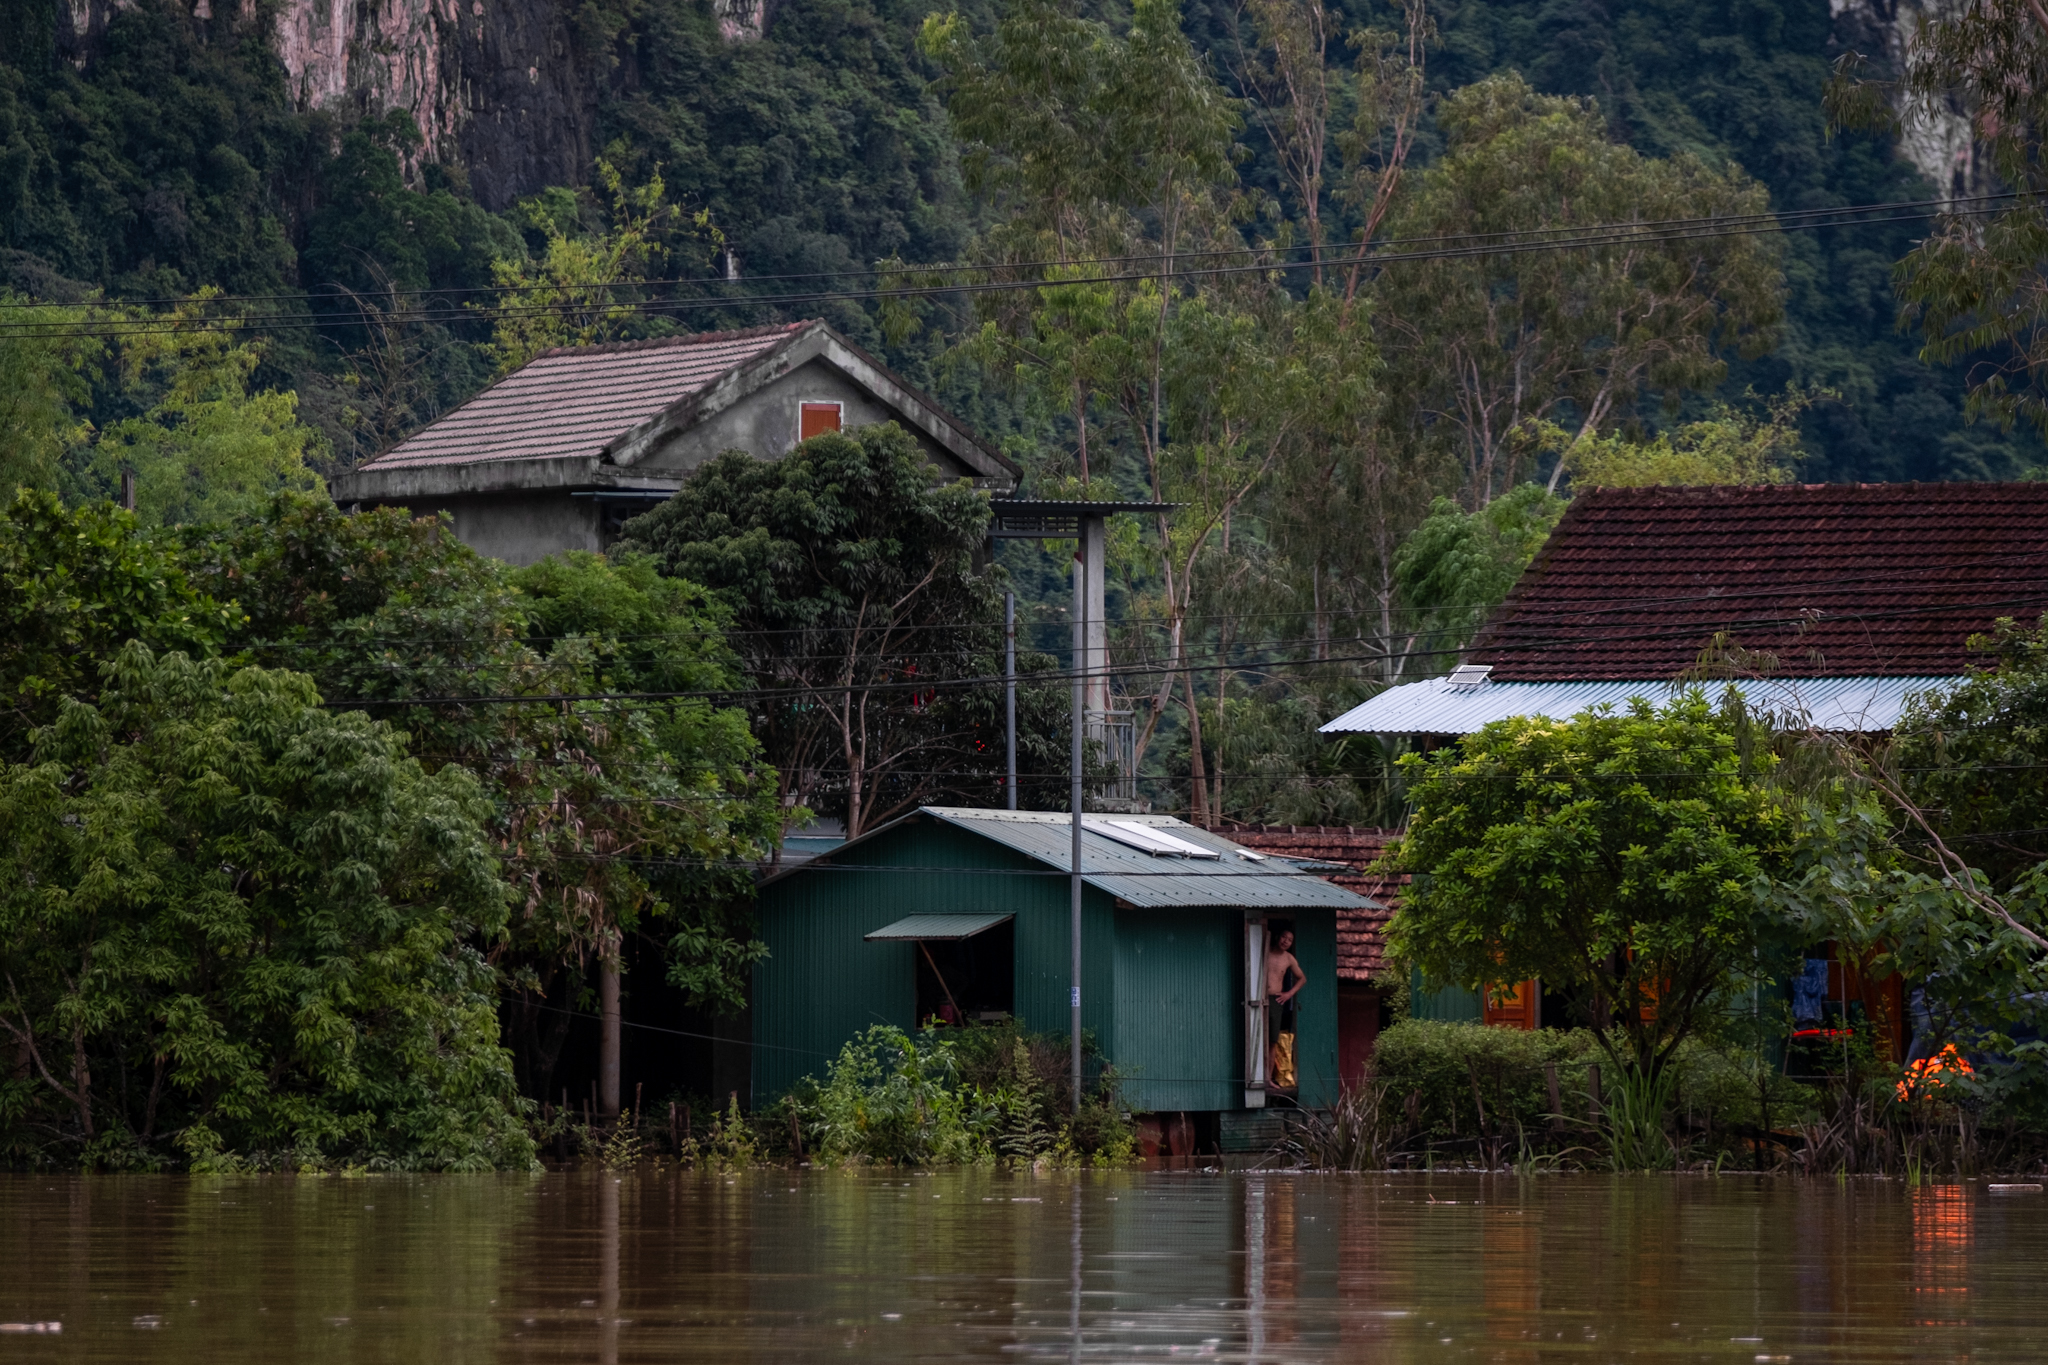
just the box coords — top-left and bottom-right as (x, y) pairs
(0, 0), (2033, 481)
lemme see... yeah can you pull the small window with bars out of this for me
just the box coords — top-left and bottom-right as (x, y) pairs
(799, 401), (843, 442)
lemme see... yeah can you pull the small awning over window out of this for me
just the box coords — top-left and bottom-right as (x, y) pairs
(864, 912), (1015, 941)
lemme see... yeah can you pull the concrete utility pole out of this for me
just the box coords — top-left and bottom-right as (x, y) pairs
(1006, 591), (1017, 811)
(1070, 546), (1085, 1115)
(599, 951), (621, 1118)
(983, 497), (1180, 1118)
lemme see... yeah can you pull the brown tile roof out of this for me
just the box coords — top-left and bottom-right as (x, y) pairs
(1471, 483), (2048, 681)
(358, 323), (809, 471)
(1220, 827), (1403, 981)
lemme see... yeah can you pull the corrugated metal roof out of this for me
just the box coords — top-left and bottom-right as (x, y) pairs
(922, 808), (1375, 910)
(763, 807), (1376, 910)
(357, 324), (808, 472)
(1320, 674), (1961, 736)
(863, 912), (1015, 940)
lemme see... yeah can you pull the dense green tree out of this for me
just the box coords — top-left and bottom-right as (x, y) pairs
(1392, 481), (1564, 661)
(80, 319), (327, 524)
(1376, 73), (1784, 504)
(0, 642), (533, 1170)
(0, 489), (234, 761)
(619, 422), (1068, 835)
(187, 498), (781, 1102)
(1388, 692), (1792, 1075)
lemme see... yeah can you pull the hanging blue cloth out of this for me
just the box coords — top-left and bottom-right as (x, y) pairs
(1793, 958), (1829, 1023)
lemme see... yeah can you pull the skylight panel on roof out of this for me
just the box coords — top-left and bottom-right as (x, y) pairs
(1084, 818), (1222, 858)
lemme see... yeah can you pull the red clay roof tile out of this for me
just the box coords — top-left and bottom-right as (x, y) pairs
(1471, 483), (2048, 680)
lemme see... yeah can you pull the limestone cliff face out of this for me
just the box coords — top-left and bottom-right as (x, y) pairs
(272, 0), (597, 209)
(1829, 0), (1985, 203)
(54, 0), (598, 211)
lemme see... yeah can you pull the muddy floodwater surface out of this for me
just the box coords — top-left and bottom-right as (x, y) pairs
(3, 1170), (2045, 1361)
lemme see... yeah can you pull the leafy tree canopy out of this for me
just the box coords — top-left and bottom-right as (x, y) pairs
(620, 422), (1069, 834)
(0, 488), (235, 760)
(0, 642), (533, 1170)
(1388, 692), (1792, 1074)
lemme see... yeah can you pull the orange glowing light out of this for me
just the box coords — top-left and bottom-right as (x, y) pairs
(1896, 1044), (1974, 1102)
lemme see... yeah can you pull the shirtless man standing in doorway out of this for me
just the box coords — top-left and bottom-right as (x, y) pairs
(1265, 928), (1303, 1088)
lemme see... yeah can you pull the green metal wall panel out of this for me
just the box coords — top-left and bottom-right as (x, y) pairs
(1111, 908), (1238, 1112)
(1012, 882), (1116, 1051)
(1410, 968), (1483, 1024)
(1291, 908), (1339, 1108)
(754, 818), (1068, 1100)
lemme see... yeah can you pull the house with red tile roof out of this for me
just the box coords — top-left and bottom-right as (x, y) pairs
(1324, 482), (2048, 740)
(1322, 482), (2048, 1042)
(330, 320), (1019, 564)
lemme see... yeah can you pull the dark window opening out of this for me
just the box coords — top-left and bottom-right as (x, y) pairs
(915, 920), (1015, 1027)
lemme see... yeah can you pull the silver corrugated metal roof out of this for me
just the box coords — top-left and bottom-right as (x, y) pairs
(1320, 674), (1962, 736)
(763, 807), (1376, 911)
(920, 809), (1372, 910)
(864, 912), (1015, 940)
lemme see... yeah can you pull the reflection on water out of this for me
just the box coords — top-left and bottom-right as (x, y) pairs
(3, 1169), (2045, 1362)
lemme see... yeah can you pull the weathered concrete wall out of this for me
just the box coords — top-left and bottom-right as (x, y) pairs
(635, 357), (976, 480)
(402, 492), (604, 565)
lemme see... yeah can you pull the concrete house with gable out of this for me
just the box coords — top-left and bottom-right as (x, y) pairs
(330, 320), (1020, 564)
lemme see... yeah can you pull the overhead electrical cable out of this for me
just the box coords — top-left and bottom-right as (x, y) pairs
(0, 191), (2012, 316)
(0, 195), (2017, 342)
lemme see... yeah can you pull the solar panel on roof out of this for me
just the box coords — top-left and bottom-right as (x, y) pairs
(1084, 818), (1221, 859)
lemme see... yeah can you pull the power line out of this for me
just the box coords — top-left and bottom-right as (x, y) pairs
(314, 590), (2048, 709)
(3, 191), (2007, 317)
(0, 195), (2015, 343)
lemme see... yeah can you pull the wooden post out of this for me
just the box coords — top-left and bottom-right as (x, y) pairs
(1545, 1061), (1564, 1134)
(789, 1106), (803, 1160)
(669, 1100), (680, 1156)
(1587, 1063), (1603, 1126)
(634, 1081), (643, 1124)
(683, 1103), (692, 1141)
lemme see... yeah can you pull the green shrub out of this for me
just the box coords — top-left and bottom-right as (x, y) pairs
(783, 1021), (1137, 1168)
(1372, 1020), (1819, 1163)
(1374, 1020), (1602, 1144)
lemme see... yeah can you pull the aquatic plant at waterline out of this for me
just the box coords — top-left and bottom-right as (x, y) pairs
(1286, 1078), (1396, 1171)
(1602, 1065), (1680, 1172)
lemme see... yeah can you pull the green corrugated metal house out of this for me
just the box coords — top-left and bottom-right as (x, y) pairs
(752, 808), (1379, 1114)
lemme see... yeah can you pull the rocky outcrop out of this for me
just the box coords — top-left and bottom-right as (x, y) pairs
(53, 0), (599, 210)
(1829, 0), (1985, 203)
(272, 0), (598, 210)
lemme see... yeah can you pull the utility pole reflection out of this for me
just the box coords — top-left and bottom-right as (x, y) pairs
(600, 1176), (620, 1365)
(1069, 1187), (1082, 1365)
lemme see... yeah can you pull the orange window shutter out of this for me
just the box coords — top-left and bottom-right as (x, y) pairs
(800, 402), (842, 441)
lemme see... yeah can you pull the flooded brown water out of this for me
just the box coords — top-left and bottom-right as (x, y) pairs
(2, 1170), (2045, 1362)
